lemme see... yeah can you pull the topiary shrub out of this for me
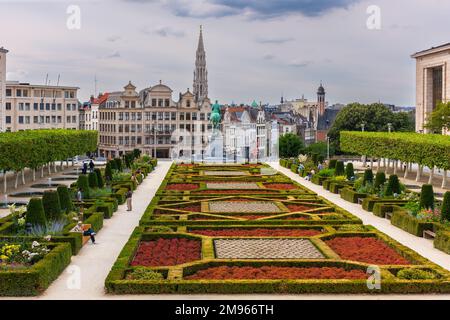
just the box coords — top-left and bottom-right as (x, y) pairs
(374, 172), (386, 190)
(114, 158), (123, 172)
(109, 160), (117, 171)
(345, 163), (354, 181)
(442, 191), (450, 222)
(57, 185), (73, 214)
(25, 198), (47, 227)
(328, 159), (337, 169)
(419, 184), (434, 209)
(77, 174), (90, 199)
(105, 162), (113, 182)
(363, 169), (374, 186)
(95, 168), (104, 188)
(335, 161), (344, 176)
(385, 175), (401, 196)
(42, 190), (62, 221)
(88, 172), (98, 189)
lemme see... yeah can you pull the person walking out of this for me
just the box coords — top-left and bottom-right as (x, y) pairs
(82, 162), (88, 174)
(126, 189), (133, 211)
(76, 188), (83, 202)
(89, 160), (95, 173)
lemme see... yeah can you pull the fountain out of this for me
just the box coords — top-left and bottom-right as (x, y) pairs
(48, 177), (52, 187)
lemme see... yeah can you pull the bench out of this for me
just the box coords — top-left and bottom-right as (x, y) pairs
(423, 230), (436, 240)
(70, 223), (92, 245)
(384, 212), (393, 220)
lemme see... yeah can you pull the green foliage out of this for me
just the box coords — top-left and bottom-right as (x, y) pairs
(397, 269), (436, 280)
(305, 142), (334, 159)
(363, 169), (374, 185)
(95, 168), (104, 188)
(105, 162), (113, 182)
(328, 103), (414, 152)
(340, 131), (450, 170)
(25, 198), (47, 227)
(56, 185), (73, 214)
(374, 172), (386, 190)
(109, 159), (117, 171)
(317, 169), (335, 177)
(77, 175), (90, 199)
(424, 101), (450, 134)
(345, 163), (354, 180)
(114, 158), (123, 172)
(385, 175), (401, 196)
(328, 159), (337, 169)
(442, 192), (450, 221)
(403, 201), (421, 217)
(42, 190), (62, 221)
(0, 129), (97, 172)
(88, 172), (98, 189)
(126, 268), (164, 280)
(419, 184), (434, 209)
(278, 133), (304, 158)
(89, 187), (112, 199)
(335, 161), (344, 176)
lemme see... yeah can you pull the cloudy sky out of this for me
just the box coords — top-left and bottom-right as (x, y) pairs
(1, 0), (449, 106)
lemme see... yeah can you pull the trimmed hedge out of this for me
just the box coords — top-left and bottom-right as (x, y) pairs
(340, 187), (368, 203)
(0, 242), (72, 296)
(420, 184), (434, 209)
(340, 131), (450, 170)
(88, 172), (98, 189)
(57, 185), (73, 214)
(42, 190), (62, 221)
(435, 230), (450, 254)
(390, 207), (434, 237)
(25, 198), (47, 227)
(77, 175), (90, 199)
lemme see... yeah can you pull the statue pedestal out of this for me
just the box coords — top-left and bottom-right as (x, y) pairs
(204, 129), (225, 163)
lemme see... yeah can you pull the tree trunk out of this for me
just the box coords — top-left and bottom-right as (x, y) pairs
(442, 170), (448, 189)
(48, 163), (51, 175)
(403, 163), (409, 179)
(33, 169), (36, 182)
(377, 159), (380, 171)
(14, 172), (19, 189)
(3, 171), (7, 194)
(41, 166), (44, 178)
(21, 170), (25, 185)
(428, 166), (434, 184)
(370, 158), (374, 170)
(393, 160), (398, 174)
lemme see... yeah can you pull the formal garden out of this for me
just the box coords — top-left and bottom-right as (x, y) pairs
(105, 163), (450, 294)
(0, 130), (158, 296)
(280, 131), (450, 256)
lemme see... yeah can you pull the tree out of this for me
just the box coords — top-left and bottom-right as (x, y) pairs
(57, 185), (73, 213)
(328, 103), (414, 153)
(105, 162), (113, 182)
(95, 168), (104, 188)
(424, 101), (450, 133)
(374, 172), (386, 190)
(42, 190), (62, 221)
(328, 159), (337, 169)
(304, 142), (334, 159)
(279, 133), (304, 158)
(335, 161), (345, 176)
(25, 198), (47, 227)
(345, 163), (354, 180)
(441, 192), (450, 222)
(385, 175), (401, 196)
(88, 172), (98, 188)
(363, 169), (374, 185)
(77, 174), (90, 199)
(419, 184), (434, 209)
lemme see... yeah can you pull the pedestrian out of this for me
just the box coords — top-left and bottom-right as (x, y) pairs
(318, 163), (323, 171)
(83, 226), (97, 244)
(89, 160), (95, 173)
(76, 188), (83, 202)
(126, 189), (133, 211)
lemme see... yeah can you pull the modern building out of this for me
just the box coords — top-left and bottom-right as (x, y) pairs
(0, 47), (8, 132)
(412, 43), (450, 133)
(4, 81), (79, 132)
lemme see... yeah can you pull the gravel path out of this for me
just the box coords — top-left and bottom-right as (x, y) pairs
(209, 201), (281, 213)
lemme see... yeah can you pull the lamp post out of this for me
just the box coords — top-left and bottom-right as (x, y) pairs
(326, 136), (330, 161)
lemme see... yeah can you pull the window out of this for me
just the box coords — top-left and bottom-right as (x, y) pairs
(40, 103), (44, 111)
(72, 104), (77, 111)
(19, 103), (24, 111)
(171, 112), (176, 120)
(18, 116), (24, 124)
(131, 113), (136, 121)
(119, 112), (124, 121)
(6, 89), (12, 97)
(165, 99), (170, 107)
(72, 116), (77, 123)
(46, 103), (50, 110)
(23, 90), (29, 97)
(137, 112), (142, 120)
(34, 116), (38, 123)
(152, 112), (156, 120)
(16, 89), (22, 97)
(57, 116), (62, 123)
(33, 103), (38, 110)
(51, 103), (56, 110)
(46, 116), (50, 123)
(66, 104), (71, 111)
(5, 116), (11, 124)
(40, 116), (44, 123)
(125, 100), (130, 108)
(131, 101), (136, 108)
(5, 102), (11, 110)
(152, 99), (157, 107)
(67, 116), (71, 123)
(158, 112), (163, 120)
(179, 113), (184, 121)
(158, 99), (163, 107)
(192, 112), (197, 121)
(200, 113), (205, 121)
(57, 103), (62, 110)
(125, 112), (129, 121)
(164, 112), (170, 121)
(186, 112), (191, 121)
(187, 100), (191, 107)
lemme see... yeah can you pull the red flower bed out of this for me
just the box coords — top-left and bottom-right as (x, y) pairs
(325, 237), (411, 265)
(185, 266), (367, 280)
(166, 184), (198, 191)
(286, 204), (313, 212)
(172, 204), (201, 212)
(281, 216), (310, 220)
(189, 228), (321, 237)
(196, 190), (274, 194)
(131, 238), (201, 266)
(264, 183), (298, 190)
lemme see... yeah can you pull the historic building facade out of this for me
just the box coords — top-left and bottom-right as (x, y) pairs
(411, 43), (450, 133)
(0, 47), (8, 132)
(98, 27), (213, 159)
(3, 81), (79, 132)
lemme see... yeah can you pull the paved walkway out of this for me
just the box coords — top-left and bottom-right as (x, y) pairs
(34, 161), (172, 300)
(269, 162), (450, 272)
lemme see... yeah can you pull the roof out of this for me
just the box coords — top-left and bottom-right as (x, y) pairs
(5, 81), (79, 90)
(411, 42), (450, 58)
(90, 93), (109, 105)
(0, 47), (8, 53)
(317, 109), (339, 130)
(149, 83), (173, 93)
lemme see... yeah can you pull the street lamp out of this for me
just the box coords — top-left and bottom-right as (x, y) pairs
(326, 136), (330, 161)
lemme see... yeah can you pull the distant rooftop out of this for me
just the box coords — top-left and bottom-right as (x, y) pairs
(411, 42), (450, 58)
(5, 81), (79, 90)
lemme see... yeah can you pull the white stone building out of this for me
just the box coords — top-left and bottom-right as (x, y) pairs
(0, 47), (7, 132)
(412, 43), (450, 133)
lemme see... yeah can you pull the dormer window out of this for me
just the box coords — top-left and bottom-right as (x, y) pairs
(187, 100), (191, 107)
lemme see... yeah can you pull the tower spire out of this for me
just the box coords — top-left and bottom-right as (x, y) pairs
(193, 25), (208, 103)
